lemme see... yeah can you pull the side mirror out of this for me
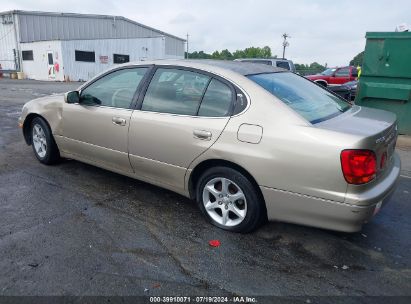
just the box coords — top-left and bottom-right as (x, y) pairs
(64, 91), (80, 104)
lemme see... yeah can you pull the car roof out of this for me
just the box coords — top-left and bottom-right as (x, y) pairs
(127, 59), (285, 76)
(236, 58), (291, 62)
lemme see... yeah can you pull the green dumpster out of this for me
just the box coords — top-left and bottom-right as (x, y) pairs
(356, 31), (411, 135)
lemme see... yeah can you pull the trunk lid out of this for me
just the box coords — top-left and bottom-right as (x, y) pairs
(317, 105), (398, 178)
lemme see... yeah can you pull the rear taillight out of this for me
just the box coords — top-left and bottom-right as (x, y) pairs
(340, 150), (376, 184)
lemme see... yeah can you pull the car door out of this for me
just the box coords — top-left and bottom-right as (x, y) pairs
(128, 67), (234, 191)
(332, 67), (350, 84)
(61, 67), (149, 172)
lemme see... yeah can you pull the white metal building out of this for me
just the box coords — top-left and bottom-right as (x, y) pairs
(0, 10), (185, 81)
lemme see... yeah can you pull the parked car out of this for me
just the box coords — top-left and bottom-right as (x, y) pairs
(19, 60), (400, 233)
(234, 58), (296, 73)
(327, 83), (352, 101)
(343, 80), (358, 101)
(306, 66), (358, 87)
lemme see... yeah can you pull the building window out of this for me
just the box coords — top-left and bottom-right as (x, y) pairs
(113, 54), (130, 64)
(75, 50), (95, 62)
(22, 50), (34, 61)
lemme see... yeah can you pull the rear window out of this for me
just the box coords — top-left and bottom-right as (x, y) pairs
(241, 60), (272, 66)
(276, 61), (291, 70)
(247, 72), (351, 123)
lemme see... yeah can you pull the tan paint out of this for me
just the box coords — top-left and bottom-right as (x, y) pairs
(19, 59), (401, 232)
(237, 123), (263, 144)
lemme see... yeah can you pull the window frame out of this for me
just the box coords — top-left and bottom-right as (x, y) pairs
(136, 65), (240, 118)
(22, 50), (34, 61)
(75, 50), (96, 63)
(78, 65), (153, 110)
(113, 53), (130, 64)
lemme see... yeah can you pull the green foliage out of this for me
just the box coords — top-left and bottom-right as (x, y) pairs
(186, 46), (273, 60)
(350, 51), (364, 66)
(186, 46), (327, 77)
(295, 62), (327, 76)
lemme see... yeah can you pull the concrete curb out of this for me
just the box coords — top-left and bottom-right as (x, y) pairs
(397, 135), (411, 151)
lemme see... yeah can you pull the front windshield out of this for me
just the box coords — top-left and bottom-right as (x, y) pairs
(320, 68), (336, 76)
(247, 72), (351, 123)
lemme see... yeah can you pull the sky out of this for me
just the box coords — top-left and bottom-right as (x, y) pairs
(2, 0), (411, 66)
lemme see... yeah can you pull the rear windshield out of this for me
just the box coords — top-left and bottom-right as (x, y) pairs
(241, 60), (272, 66)
(276, 61), (291, 70)
(247, 72), (350, 123)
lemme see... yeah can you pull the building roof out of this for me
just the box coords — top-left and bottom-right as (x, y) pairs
(0, 10), (185, 42)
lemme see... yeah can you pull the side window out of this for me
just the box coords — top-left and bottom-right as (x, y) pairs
(335, 67), (350, 77)
(75, 50), (95, 62)
(351, 68), (358, 77)
(141, 68), (210, 115)
(233, 89), (248, 115)
(22, 50), (34, 61)
(80, 68), (148, 108)
(198, 79), (233, 117)
(276, 61), (291, 70)
(113, 54), (130, 64)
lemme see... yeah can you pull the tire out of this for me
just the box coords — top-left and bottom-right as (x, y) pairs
(30, 117), (61, 165)
(316, 81), (327, 87)
(196, 166), (265, 233)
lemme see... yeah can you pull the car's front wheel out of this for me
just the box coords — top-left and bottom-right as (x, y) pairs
(196, 167), (265, 233)
(30, 117), (61, 165)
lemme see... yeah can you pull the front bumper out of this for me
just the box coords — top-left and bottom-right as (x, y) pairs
(261, 153), (401, 232)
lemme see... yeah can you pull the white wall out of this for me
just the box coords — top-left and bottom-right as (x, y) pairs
(0, 14), (18, 70)
(20, 40), (64, 81)
(19, 36), (183, 81)
(61, 37), (172, 81)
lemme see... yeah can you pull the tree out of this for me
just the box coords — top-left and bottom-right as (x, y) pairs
(294, 62), (327, 76)
(232, 49), (245, 59)
(187, 46), (275, 60)
(350, 51), (364, 66)
(211, 51), (220, 59)
(261, 46), (272, 58)
(220, 49), (233, 60)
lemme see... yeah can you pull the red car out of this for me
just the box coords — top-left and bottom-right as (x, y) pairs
(306, 66), (358, 87)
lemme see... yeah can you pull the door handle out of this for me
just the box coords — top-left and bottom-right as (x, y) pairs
(193, 129), (212, 140)
(112, 117), (126, 126)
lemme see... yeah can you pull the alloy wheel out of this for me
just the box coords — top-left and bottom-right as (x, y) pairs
(202, 177), (247, 227)
(32, 123), (47, 158)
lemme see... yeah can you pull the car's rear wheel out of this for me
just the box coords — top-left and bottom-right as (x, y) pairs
(196, 167), (265, 233)
(30, 117), (60, 165)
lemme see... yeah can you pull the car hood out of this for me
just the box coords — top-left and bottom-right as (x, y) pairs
(25, 93), (65, 107)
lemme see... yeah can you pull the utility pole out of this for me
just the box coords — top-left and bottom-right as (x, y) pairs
(282, 33), (290, 59)
(186, 33), (189, 59)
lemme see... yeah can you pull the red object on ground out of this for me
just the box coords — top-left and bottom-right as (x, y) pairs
(209, 240), (221, 247)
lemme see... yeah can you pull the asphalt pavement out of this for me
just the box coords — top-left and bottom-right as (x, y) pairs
(0, 79), (410, 299)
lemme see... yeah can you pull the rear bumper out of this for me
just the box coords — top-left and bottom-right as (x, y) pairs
(261, 153), (400, 232)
